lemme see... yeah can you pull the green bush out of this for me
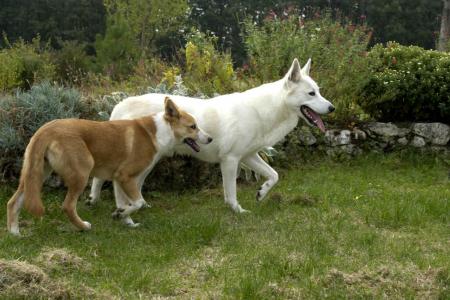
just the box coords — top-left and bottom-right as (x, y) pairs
(94, 14), (139, 79)
(0, 82), (85, 178)
(244, 13), (371, 121)
(180, 30), (236, 96)
(357, 42), (450, 122)
(0, 38), (55, 91)
(53, 40), (93, 84)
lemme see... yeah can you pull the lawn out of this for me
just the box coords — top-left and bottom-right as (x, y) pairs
(0, 153), (449, 299)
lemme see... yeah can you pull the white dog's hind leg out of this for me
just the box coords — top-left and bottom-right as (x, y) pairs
(86, 177), (105, 206)
(220, 157), (249, 213)
(242, 153), (279, 201)
(136, 170), (153, 209)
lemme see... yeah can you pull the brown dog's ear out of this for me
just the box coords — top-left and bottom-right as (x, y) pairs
(164, 97), (180, 119)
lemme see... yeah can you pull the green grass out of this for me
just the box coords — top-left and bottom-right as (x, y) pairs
(0, 153), (449, 299)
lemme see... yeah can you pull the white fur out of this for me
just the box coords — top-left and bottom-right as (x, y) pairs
(92, 58), (334, 212)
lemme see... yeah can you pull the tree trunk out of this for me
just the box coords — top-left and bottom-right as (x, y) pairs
(438, 0), (450, 51)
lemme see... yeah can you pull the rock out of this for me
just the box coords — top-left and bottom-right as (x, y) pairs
(364, 122), (410, 142)
(325, 144), (361, 156)
(410, 136), (426, 147)
(325, 130), (351, 146)
(351, 128), (367, 141)
(397, 137), (409, 146)
(365, 122), (400, 137)
(411, 123), (450, 145)
(430, 146), (449, 154)
(298, 126), (317, 146)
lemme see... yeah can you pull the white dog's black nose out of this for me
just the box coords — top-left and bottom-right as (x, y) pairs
(328, 105), (335, 113)
(207, 137), (213, 143)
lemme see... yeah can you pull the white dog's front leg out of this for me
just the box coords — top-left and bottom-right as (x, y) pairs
(220, 157), (249, 213)
(242, 153), (279, 201)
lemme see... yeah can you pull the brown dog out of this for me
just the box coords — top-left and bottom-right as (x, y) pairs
(7, 97), (212, 235)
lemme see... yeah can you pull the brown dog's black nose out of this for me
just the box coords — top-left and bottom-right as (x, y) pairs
(207, 137), (213, 143)
(328, 105), (335, 113)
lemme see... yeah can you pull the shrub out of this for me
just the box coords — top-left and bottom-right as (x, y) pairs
(243, 12), (371, 121)
(357, 42), (450, 122)
(53, 40), (93, 84)
(94, 15), (139, 79)
(0, 38), (55, 91)
(181, 30), (236, 96)
(0, 82), (85, 178)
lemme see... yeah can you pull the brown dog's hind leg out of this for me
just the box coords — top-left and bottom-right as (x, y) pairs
(50, 141), (94, 231)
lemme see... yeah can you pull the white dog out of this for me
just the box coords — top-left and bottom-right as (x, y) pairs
(88, 58), (334, 214)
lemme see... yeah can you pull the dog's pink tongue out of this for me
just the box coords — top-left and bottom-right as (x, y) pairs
(308, 108), (326, 133)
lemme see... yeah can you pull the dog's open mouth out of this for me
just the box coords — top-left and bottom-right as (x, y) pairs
(300, 105), (326, 133)
(184, 138), (200, 152)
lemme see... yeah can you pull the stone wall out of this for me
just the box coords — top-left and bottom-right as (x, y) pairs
(296, 122), (450, 156)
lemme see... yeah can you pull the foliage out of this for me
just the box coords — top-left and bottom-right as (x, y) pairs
(181, 30), (236, 96)
(103, 0), (189, 54)
(53, 40), (93, 84)
(244, 13), (371, 120)
(0, 0), (106, 50)
(0, 38), (55, 91)
(189, 0), (442, 64)
(152, 75), (190, 97)
(0, 0), (443, 68)
(0, 82), (86, 178)
(365, 0), (442, 49)
(94, 14), (140, 79)
(357, 42), (450, 122)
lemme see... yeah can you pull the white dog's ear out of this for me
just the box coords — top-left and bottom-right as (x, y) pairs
(301, 58), (311, 76)
(287, 58), (302, 82)
(164, 97), (180, 119)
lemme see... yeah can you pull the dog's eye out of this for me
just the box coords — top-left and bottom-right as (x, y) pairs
(190, 124), (197, 130)
(308, 91), (316, 96)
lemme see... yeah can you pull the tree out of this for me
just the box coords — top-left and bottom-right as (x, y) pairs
(0, 0), (106, 51)
(438, 0), (450, 51)
(103, 0), (189, 55)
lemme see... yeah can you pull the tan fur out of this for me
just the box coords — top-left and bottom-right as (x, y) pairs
(6, 97), (201, 234)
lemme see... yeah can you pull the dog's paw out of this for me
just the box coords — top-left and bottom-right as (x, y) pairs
(127, 222), (141, 228)
(84, 196), (96, 206)
(256, 188), (263, 201)
(233, 204), (251, 214)
(81, 221), (92, 231)
(256, 188), (268, 202)
(9, 227), (21, 236)
(142, 201), (152, 209)
(111, 208), (125, 219)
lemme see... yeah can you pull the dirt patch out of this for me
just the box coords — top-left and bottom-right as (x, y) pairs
(36, 247), (88, 271)
(325, 264), (447, 298)
(263, 281), (303, 299)
(290, 194), (319, 206)
(269, 192), (285, 203)
(0, 258), (109, 299)
(165, 247), (225, 298)
(0, 259), (47, 288)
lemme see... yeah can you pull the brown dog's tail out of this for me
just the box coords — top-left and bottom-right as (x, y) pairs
(21, 134), (49, 217)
